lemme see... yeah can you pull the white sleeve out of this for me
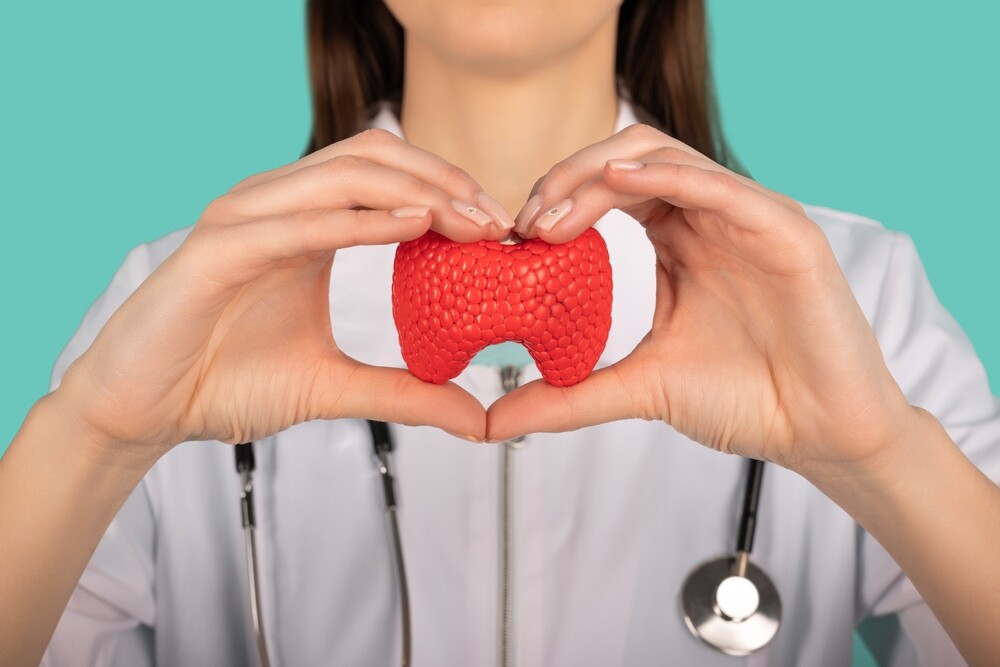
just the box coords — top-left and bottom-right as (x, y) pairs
(856, 231), (1000, 664)
(43, 231), (189, 666)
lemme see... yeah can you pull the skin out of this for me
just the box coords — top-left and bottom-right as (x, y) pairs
(1, 1), (998, 665)
(0, 134), (500, 665)
(387, 0), (622, 216)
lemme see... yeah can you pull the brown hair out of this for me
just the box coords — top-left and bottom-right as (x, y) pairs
(305, 0), (739, 170)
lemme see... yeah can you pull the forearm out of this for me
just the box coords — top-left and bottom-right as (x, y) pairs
(0, 390), (155, 667)
(808, 407), (1000, 667)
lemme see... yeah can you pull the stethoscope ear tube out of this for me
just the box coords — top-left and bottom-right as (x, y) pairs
(369, 420), (398, 509)
(235, 442), (272, 667)
(368, 421), (412, 667)
(235, 427), (411, 667)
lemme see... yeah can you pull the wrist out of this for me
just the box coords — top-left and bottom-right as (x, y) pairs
(0, 389), (160, 666)
(799, 404), (1000, 667)
(795, 388), (924, 493)
(35, 385), (164, 478)
(803, 404), (969, 529)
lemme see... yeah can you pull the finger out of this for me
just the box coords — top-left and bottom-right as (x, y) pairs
(229, 129), (414, 190)
(604, 161), (803, 234)
(515, 127), (801, 237)
(611, 148), (805, 215)
(324, 363), (487, 440)
(514, 123), (692, 234)
(336, 130), (518, 232)
(485, 355), (653, 441)
(214, 157), (437, 218)
(207, 156), (506, 243)
(521, 155), (804, 247)
(185, 207), (432, 289)
(604, 162), (830, 274)
(231, 128), (516, 233)
(524, 173), (651, 244)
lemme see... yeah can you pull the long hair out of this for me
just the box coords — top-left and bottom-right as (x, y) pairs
(304, 0), (738, 170)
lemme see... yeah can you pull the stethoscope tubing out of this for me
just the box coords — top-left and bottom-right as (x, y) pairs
(235, 434), (776, 662)
(736, 458), (764, 556)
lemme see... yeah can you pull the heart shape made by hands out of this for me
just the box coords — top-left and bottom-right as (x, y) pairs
(391, 229), (613, 387)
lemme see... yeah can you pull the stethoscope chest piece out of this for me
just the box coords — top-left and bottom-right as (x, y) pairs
(681, 555), (781, 656)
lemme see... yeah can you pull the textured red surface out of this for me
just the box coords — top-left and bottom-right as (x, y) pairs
(392, 229), (613, 387)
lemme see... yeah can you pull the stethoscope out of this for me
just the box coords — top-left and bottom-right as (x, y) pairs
(234, 421), (411, 667)
(233, 431), (780, 665)
(681, 458), (782, 655)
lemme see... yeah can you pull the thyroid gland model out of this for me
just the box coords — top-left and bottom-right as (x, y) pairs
(392, 229), (613, 387)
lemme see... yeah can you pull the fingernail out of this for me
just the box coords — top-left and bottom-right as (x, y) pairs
(476, 192), (516, 231)
(514, 194), (543, 233)
(451, 199), (494, 227)
(533, 198), (573, 233)
(390, 205), (431, 218)
(459, 434), (484, 443)
(606, 159), (645, 171)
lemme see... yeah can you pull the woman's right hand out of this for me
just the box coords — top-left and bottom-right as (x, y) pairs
(57, 128), (509, 468)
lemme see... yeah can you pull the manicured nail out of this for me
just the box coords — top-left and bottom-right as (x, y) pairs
(390, 205), (431, 218)
(451, 199), (494, 227)
(476, 192), (516, 231)
(533, 198), (573, 233)
(514, 194), (543, 233)
(606, 159), (646, 171)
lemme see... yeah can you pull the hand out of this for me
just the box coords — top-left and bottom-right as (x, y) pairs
(487, 124), (917, 479)
(58, 129), (509, 467)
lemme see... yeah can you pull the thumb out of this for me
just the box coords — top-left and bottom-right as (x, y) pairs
(485, 356), (651, 442)
(487, 262), (674, 441)
(321, 362), (488, 441)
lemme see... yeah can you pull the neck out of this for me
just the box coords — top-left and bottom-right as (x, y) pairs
(399, 19), (619, 219)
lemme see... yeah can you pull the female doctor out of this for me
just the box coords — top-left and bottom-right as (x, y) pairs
(2, 0), (1000, 665)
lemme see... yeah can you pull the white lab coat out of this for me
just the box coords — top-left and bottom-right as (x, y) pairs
(43, 101), (999, 667)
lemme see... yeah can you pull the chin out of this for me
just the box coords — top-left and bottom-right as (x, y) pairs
(385, 0), (621, 73)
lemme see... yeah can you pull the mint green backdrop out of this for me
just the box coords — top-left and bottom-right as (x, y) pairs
(2, 1), (997, 664)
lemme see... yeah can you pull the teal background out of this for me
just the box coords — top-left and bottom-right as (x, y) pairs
(2, 1), (997, 663)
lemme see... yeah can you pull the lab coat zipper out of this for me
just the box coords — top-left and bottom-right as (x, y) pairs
(498, 365), (525, 667)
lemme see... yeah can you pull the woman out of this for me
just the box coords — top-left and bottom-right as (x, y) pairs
(2, 0), (998, 665)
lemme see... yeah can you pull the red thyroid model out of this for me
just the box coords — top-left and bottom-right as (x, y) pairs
(391, 229), (613, 387)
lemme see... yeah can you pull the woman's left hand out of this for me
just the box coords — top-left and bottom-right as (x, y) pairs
(486, 124), (918, 480)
